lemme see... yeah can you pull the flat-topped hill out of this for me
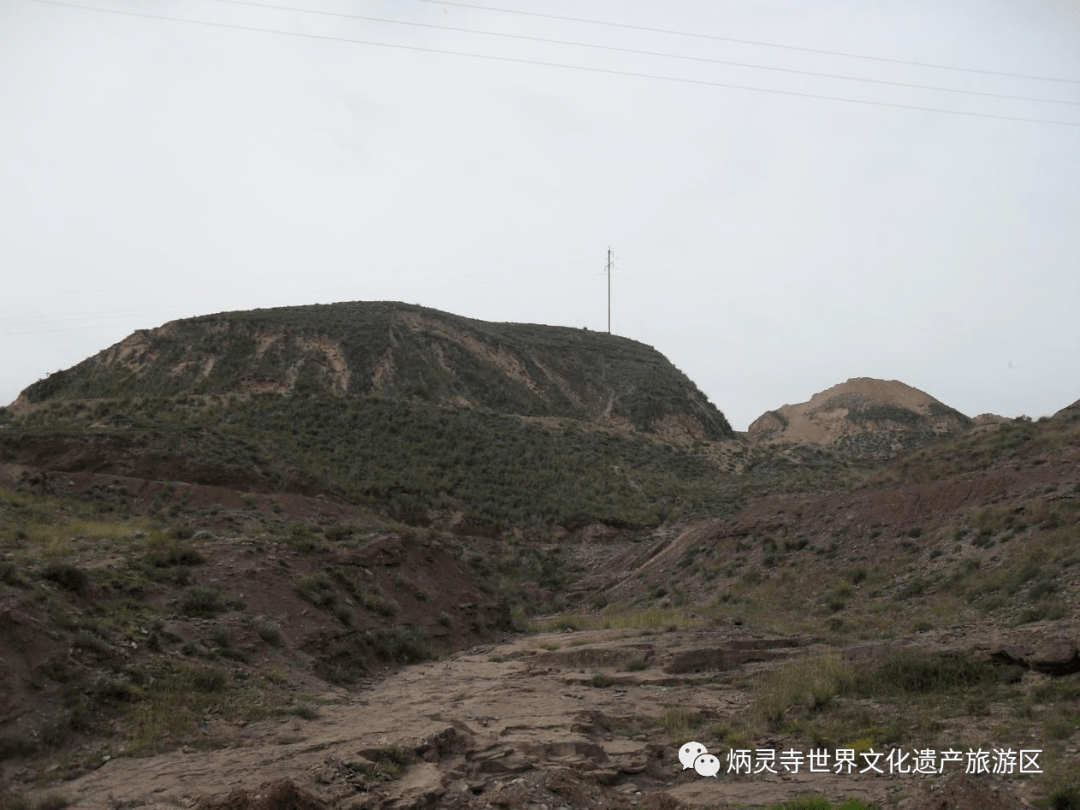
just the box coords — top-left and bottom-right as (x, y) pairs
(14, 301), (732, 441)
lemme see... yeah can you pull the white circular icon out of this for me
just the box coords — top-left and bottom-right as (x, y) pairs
(679, 741), (708, 770)
(694, 753), (721, 777)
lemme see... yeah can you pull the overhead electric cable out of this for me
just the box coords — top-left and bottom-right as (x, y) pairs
(22, 0), (1080, 126)
(210, 0), (1080, 107)
(406, 0), (1080, 85)
(615, 263), (1080, 359)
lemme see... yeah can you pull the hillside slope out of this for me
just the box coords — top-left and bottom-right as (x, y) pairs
(3, 302), (744, 531)
(13, 301), (731, 441)
(748, 377), (971, 457)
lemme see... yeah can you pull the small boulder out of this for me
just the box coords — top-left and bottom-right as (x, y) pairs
(1028, 639), (1080, 676)
(988, 638), (1080, 676)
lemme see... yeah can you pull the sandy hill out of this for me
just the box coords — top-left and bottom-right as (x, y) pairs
(747, 377), (971, 457)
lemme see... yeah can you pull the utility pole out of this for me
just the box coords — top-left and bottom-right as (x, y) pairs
(606, 245), (612, 334)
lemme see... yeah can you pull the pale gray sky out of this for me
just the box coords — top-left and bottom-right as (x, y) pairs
(2, 0), (1079, 429)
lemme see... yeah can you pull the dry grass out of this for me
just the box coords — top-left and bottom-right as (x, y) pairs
(0, 488), (154, 565)
(538, 605), (717, 633)
(123, 663), (293, 754)
(654, 707), (703, 743)
(752, 655), (851, 731)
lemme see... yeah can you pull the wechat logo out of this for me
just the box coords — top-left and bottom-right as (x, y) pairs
(678, 741), (721, 777)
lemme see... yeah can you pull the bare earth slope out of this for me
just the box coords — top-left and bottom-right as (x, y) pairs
(748, 378), (972, 458)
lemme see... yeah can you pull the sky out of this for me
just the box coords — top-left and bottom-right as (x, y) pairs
(2, 0), (1079, 430)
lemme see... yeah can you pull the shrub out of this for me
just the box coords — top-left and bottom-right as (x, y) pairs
(171, 524), (195, 541)
(188, 666), (228, 693)
(293, 573), (337, 608)
(1018, 601), (1068, 624)
(179, 586), (232, 618)
(848, 653), (1007, 697)
(360, 591), (397, 617)
(754, 656), (849, 730)
(291, 702), (320, 720)
(332, 602), (354, 626)
(145, 541), (205, 567)
(656, 707), (701, 741)
(41, 563), (89, 594)
(252, 617), (282, 646)
(0, 562), (28, 587)
(367, 627), (437, 663)
(1045, 785), (1080, 810)
(353, 744), (412, 782)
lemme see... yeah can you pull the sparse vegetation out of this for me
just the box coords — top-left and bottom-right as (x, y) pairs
(1, 304), (1077, 807)
(178, 585), (236, 618)
(0, 795), (72, 810)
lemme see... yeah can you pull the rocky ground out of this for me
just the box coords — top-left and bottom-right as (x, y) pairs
(19, 620), (1076, 810)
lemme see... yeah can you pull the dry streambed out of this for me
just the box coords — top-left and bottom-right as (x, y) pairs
(45, 627), (1060, 809)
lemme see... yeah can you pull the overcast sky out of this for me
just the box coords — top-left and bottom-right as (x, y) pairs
(2, 0), (1078, 429)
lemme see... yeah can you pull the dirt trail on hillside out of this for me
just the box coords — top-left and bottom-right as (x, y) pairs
(41, 627), (1032, 810)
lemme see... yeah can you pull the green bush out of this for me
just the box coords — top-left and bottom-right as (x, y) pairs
(1045, 784), (1080, 810)
(178, 586), (233, 618)
(367, 627), (437, 664)
(187, 666), (228, 693)
(252, 617), (282, 646)
(294, 573), (338, 608)
(848, 653), (1008, 697)
(145, 541), (205, 567)
(41, 563), (89, 594)
(0, 562), (28, 587)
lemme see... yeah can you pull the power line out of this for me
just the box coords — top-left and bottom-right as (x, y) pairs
(615, 262), (1080, 360)
(406, 0), (1080, 85)
(22, 0), (1080, 126)
(210, 0), (1080, 107)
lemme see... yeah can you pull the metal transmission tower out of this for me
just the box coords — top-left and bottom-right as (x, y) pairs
(606, 246), (613, 333)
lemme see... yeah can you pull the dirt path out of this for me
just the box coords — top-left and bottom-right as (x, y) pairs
(47, 627), (977, 809)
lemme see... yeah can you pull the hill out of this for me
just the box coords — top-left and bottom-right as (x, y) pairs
(747, 377), (972, 458)
(2, 302), (741, 532)
(13, 301), (732, 441)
